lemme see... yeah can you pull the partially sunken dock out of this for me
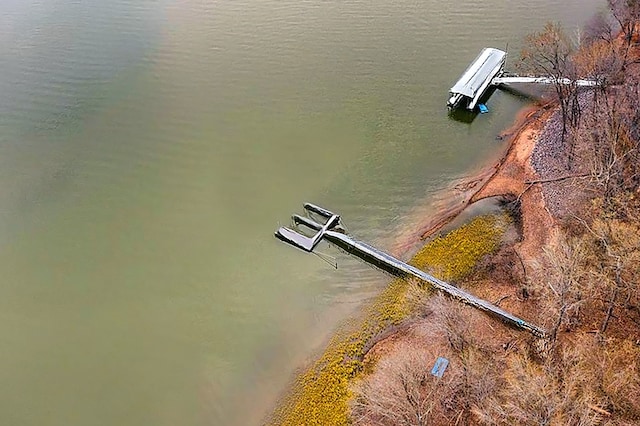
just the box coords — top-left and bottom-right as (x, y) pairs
(275, 203), (546, 338)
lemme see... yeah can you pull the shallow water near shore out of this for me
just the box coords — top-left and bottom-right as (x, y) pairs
(0, 1), (603, 424)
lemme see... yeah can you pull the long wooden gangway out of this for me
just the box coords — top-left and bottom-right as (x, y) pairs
(275, 203), (546, 338)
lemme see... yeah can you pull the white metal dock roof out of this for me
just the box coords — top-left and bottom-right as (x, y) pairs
(449, 48), (506, 99)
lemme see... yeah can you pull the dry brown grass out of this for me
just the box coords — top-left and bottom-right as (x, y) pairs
(473, 334), (640, 426)
(352, 295), (506, 426)
(352, 174), (640, 426)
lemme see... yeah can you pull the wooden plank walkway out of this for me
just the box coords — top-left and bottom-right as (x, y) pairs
(276, 203), (547, 338)
(323, 229), (546, 338)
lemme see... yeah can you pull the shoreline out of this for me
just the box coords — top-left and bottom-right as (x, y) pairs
(388, 102), (555, 258)
(347, 102), (570, 426)
(360, 101), (556, 344)
(268, 102), (554, 425)
(268, 213), (513, 426)
(392, 100), (559, 266)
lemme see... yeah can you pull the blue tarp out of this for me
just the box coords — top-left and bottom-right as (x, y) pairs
(430, 357), (449, 378)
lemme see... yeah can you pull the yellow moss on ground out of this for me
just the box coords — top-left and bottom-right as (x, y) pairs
(412, 214), (509, 282)
(268, 214), (509, 426)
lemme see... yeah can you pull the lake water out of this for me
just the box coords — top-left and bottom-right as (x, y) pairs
(0, 1), (603, 424)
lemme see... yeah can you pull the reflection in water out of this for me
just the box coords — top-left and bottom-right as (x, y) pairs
(448, 108), (480, 124)
(447, 85), (504, 124)
(497, 84), (543, 103)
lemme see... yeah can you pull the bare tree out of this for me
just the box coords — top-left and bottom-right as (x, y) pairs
(581, 216), (640, 333)
(352, 343), (459, 426)
(573, 38), (624, 92)
(519, 23), (581, 165)
(353, 295), (504, 425)
(530, 237), (586, 346)
(429, 294), (474, 353)
(577, 83), (640, 199)
(608, 0), (640, 68)
(583, 11), (617, 45)
(472, 336), (637, 425)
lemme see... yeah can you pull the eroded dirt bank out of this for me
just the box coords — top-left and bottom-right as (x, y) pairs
(353, 103), (562, 423)
(392, 102), (559, 265)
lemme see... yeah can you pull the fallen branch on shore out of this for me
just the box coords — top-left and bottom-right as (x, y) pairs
(524, 173), (590, 185)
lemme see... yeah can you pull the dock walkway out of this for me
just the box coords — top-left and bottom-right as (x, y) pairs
(492, 76), (599, 87)
(276, 203), (546, 338)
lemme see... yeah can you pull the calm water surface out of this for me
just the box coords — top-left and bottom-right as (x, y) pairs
(0, 1), (603, 424)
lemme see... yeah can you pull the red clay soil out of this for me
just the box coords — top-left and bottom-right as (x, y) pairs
(389, 109), (543, 258)
(469, 104), (559, 263)
(399, 102), (560, 265)
(358, 103), (562, 419)
(356, 30), (640, 426)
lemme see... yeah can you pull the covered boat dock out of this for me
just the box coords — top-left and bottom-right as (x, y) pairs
(447, 47), (600, 111)
(448, 47), (506, 110)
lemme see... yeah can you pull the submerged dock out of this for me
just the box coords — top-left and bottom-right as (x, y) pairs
(276, 203), (546, 338)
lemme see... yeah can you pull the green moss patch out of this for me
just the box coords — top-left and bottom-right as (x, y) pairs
(411, 214), (509, 282)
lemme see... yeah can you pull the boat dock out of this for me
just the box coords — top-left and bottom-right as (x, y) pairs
(447, 48), (507, 111)
(275, 203), (546, 338)
(448, 47), (599, 110)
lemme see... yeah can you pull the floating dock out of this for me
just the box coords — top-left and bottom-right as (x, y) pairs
(448, 47), (599, 111)
(275, 203), (546, 338)
(448, 48), (507, 110)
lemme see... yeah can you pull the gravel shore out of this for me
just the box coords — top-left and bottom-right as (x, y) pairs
(530, 95), (593, 220)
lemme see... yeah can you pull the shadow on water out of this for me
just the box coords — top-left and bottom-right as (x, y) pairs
(448, 108), (478, 124)
(496, 84), (541, 102)
(447, 85), (499, 124)
(447, 84), (541, 124)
